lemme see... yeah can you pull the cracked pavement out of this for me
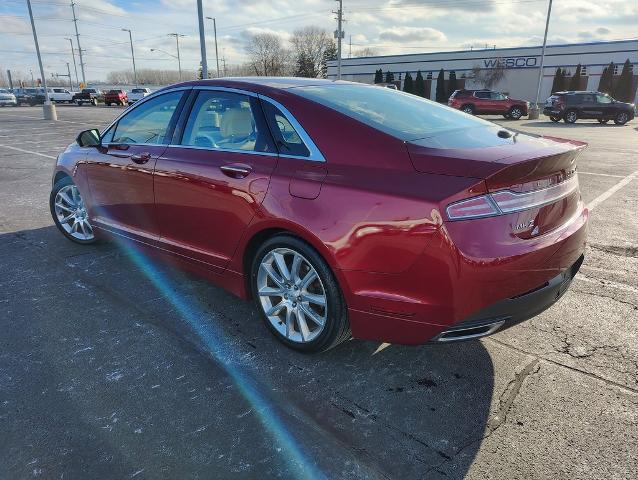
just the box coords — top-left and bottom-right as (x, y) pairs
(1, 106), (637, 479)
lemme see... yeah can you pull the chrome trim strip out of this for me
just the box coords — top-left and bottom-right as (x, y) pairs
(434, 320), (505, 342)
(165, 143), (277, 157)
(258, 95), (326, 162)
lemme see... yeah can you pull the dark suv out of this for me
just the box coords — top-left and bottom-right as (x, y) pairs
(543, 91), (635, 125)
(448, 89), (529, 119)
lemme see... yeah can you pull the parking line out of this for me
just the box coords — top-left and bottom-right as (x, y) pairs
(579, 171), (626, 178)
(0, 144), (56, 159)
(587, 169), (638, 211)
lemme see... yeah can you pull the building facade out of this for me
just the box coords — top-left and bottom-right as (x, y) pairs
(326, 39), (638, 102)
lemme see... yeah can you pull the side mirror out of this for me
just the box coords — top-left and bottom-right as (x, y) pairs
(76, 128), (101, 147)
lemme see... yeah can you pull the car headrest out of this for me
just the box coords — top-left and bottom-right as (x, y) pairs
(221, 108), (253, 138)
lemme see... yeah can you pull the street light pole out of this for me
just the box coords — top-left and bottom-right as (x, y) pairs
(205, 17), (220, 78)
(196, 0), (207, 79)
(531, 0), (553, 119)
(65, 37), (79, 90)
(66, 62), (72, 90)
(168, 33), (185, 81)
(334, 0), (344, 80)
(122, 29), (137, 87)
(26, 0), (56, 120)
(70, 1), (86, 86)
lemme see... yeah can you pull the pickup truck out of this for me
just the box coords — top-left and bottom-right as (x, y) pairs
(104, 89), (128, 106)
(47, 88), (75, 103)
(128, 87), (152, 103)
(72, 88), (103, 106)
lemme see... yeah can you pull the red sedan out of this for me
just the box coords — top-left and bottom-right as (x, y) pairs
(50, 78), (588, 352)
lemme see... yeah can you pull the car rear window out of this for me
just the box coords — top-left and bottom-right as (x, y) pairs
(132, 89), (146, 93)
(291, 84), (493, 141)
(108, 90), (121, 94)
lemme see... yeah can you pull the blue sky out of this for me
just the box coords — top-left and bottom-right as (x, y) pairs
(1, 0), (637, 81)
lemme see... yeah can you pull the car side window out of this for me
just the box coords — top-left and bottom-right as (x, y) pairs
(261, 101), (310, 157)
(180, 90), (275, 153)
(596, 94), (612, 104)
(580, 94), (595, 104)
(491, 92), (506, 100)
(474, 91), (490, 99)
(112, 91), (183, 145)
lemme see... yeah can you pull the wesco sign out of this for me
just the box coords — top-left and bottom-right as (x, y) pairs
(483, 57), (538, 68)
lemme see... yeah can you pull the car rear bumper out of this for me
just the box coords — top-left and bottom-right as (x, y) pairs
(344, 202), (588, 345)
(0, 99), (17, 105)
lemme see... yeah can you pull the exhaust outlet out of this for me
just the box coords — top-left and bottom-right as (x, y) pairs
(433, 319), (506, 343)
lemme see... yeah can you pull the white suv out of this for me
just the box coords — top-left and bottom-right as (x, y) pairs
(128, 87), (152, 103)
(0, 89), (17, 106)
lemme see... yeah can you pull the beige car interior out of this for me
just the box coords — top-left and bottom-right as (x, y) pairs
(186, 100), (257, 151)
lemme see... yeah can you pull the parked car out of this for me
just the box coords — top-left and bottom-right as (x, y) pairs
(11, 87), (46, 105)
(104, 89), (128, 106)
(543, 91), (635, 125)
(128, 87), (152, 103)
(73, 88), (102, 106)
(47, 88), (74, 103)
(50, 78), (587, 352)
(0, 88), (17, 107)
(448, 89), (529, 119)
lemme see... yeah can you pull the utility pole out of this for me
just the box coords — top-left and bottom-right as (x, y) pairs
(205, 17), (220, 78)
(168, 33), (185, 81)
(66, 62), (72, 90)
(65, 37), (79, 89)
(122, 29), (137, 86)
(349, 35), (352, 59)
(196, 0), (207, 79)
(221, 57), (227, 77)
(333, 0), (344, 79)
(531, 0), (553, 119)
(26, 0), (56, 120)
(70, 1), (86, 86)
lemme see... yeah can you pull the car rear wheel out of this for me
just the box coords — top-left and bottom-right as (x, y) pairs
(564, 110), (578, 123)
(251, 235), (350, 352)
(461, 104), (474, 115)
(614, 112), (629, 125)
(549, 116), (561, 122)
(509, 106), (524, 120)
(50, 176), (96, 245)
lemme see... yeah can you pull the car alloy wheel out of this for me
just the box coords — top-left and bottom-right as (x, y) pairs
(51, 179), (95, 243)
(509, 107), (523, 120)
(251, 235), (350, 352)
(257, 247), (327, 344)
(550, 116), (561, 123)
(564, 110), (577, 123)
(461, 105), (474, 115)
(614, 112), (628, 125)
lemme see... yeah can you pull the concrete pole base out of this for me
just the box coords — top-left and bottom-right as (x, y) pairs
(528, 105), (540, 120)
(43, 102), (57, 121)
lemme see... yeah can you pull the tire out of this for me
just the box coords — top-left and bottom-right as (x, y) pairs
(550, 116), (561, 123)
(509, 106), (524, 120)
(250, 234), (350, 353)
(598, 118), (609, 124)
(614, 111), (629, 125)
(461, 104), (474, 115)
(503, 113), (511, 119)
(91, 98), (98, 106)
(564, 109), (578, 123)
(50, 176), (97, 245)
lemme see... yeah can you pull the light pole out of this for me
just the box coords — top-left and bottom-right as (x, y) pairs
(334, 0), (344, 80)
(122, 28), (137, 87)
(26, 0), (56, 120)
(196, 0), (207, 79)
(65, 37), (79, 90)
(70, 1), (86, 86)
(167, 33), (185, 81)
(205, 16), (220, 78)
(530, 0), (553, 119)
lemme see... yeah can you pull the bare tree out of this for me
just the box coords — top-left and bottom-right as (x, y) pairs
(290, 26), (333, 78)
(245, 33), (290, 76)
(471, 61), (506, 89)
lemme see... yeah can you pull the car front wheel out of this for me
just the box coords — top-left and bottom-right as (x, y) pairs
(509, 106), (524, 120)
(564, 110), (578, 123)
(550, 116), (561, 122)
(461, 104), (474, 115)
(251, 235), (350, 352)
(50, 176), (96, 245)
(614, 111), (629, 125)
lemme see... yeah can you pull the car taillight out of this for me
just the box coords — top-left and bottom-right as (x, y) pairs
(446, 175), (579, 220)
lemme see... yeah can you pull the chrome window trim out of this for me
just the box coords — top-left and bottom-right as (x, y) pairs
(258, 95), (325, 162)
(165, 143), (277, 158)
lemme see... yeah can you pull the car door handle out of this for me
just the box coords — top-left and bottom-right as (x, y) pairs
(131, 152), (151, 164)
(220, 164), (252, 178)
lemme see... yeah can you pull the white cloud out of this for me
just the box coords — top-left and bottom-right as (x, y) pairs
(378, 27), (446, 43)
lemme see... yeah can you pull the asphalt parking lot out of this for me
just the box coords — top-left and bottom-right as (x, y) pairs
(0, 105), (636, 480)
